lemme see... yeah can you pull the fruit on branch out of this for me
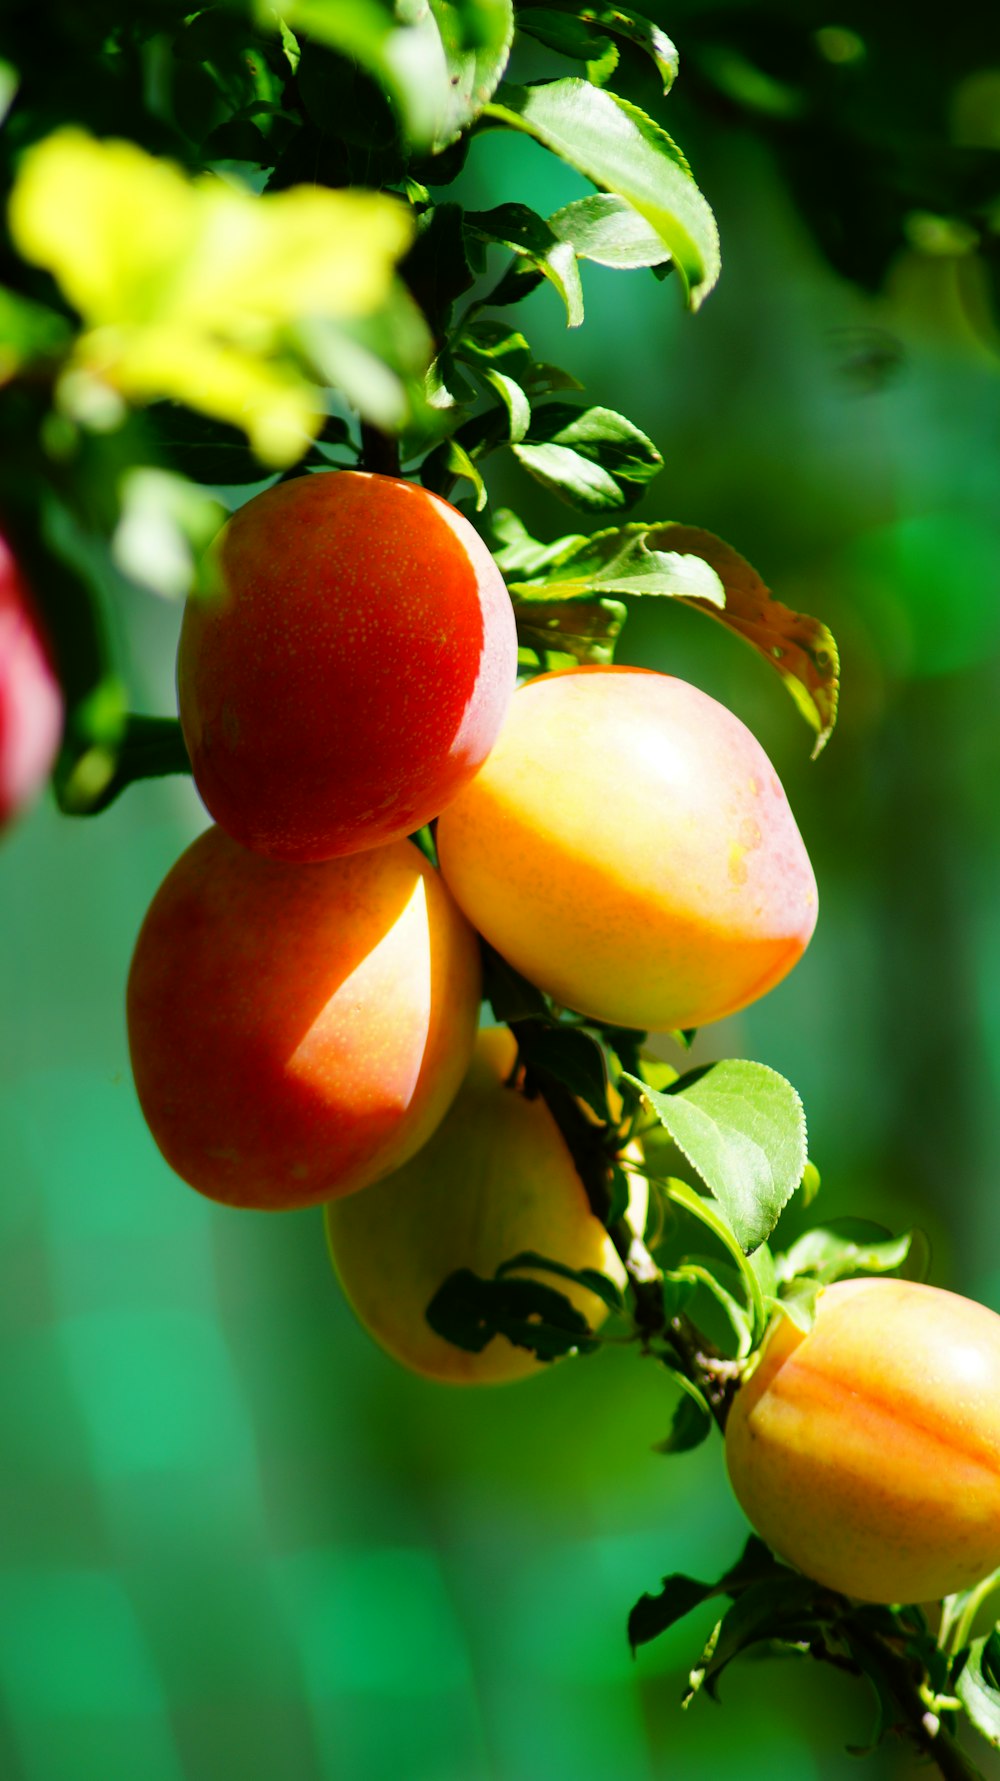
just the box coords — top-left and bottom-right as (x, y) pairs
(177, 471), (517, 862)
(0, 530), (62, 832)
(127, 828), (481, 1210)
(325, 1026), (648, 1384)
(436, 666), (817, 1032)
(725, 1277), (1000, 1603)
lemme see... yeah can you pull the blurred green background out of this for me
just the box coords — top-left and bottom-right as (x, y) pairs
(5, 9), (1000, 1779)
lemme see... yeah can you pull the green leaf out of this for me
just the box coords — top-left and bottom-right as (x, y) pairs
(660, 1176), (767, 1343)
(698, 1575), (829, 1699)
(58, 716), (193, 816)
(426, 436), (488, 507)
(425, 1267), (599, 1360)
(514, 594), (625, 665)
(151, 407), (282, 485)
(428, 0), (515, 146)
(604, 1160), (632, 1228)
(502, 520), (724, 603)
(677, 1261), (753, 1357)
(514, 1021), (611, 1121)
(748, 1241), (777, 1301)
(941, 1570), (1000, 1660)
(776, 1223), (921, 1288)
(465, 204), (584, 325)
(653, 1390), (712, 1455)
(490, 507), (587, 574)
(957, 1629), (1000, 1747)
(458, 319), (532, 370)
(495, 1251), (625, 1313)
(628, 1573), (718, 1653)
(265, 0), (446, 150)
(516, 10), (618, 84)
(766, 1277), (820, 1334)
(512, 403), (662, 512)
(480, 943), (550, 1022)
(298, 279), (433, 434)
(404, 202), (477, 335)
(628, 1536), (782, 1653)
(479, 367), (532, 441)
(0, 57), (18, 127)
(578, 3), (678, 91)
(549, 193), (670, 268)
(483, 79), (719, 309)
(0, 287), (72, 383)
(520, 2), (677, 90)
(629, 1061), (808, 1254)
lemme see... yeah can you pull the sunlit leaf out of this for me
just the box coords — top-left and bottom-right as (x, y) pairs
(268, 0), (512, 150)
(655, 525), (840, 754)
(484, 79), (719, 308)
(112, 470), (226, 600)
(549, 193), (671, 268)
(502, 520), (724, 603)
(957, 1630), (1000, 1747)
(465, 204), (584, 325)
(10, 129), (416, 464)
(776, 1224), (922, 1288)
(429, 0), (515, 146)
(631, 1062), (807, 1255)
(512, 403), (662, 510)
(514, 595), (625, 664)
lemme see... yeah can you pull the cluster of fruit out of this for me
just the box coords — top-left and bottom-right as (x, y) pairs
(12, 467), (1000, 1613)
(125, 468), (818, 1383)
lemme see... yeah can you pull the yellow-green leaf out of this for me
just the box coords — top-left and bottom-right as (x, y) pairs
(9, 129), (415, 464)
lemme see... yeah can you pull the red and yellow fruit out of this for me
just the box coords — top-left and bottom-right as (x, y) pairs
(127, 828), (481, 1210)
(725, 1277), (1000, 1603)
(436, 665), (817, 1032)
(326, 1026), (648, 1384)
(0, 531), (62, 832)
(177, 471), (517, 862)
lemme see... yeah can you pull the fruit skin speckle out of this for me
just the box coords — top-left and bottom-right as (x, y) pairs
(178, 471), (517, 862)
(725, 1277), (1000, 1603)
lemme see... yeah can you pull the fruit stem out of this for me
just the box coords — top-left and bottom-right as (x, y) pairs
(525, 1056), (740, 1424)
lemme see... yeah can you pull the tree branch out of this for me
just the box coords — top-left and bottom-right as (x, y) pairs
(843, 1623), (987, 1781)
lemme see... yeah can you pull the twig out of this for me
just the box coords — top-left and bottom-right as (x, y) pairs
(842, 1623), (987, 1781)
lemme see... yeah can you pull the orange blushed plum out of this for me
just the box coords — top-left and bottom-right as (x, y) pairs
(0, 531), (62, 831)
(177, 471), (517, 862)
(436, 666), (817, 1034)
(725, 1278), (1000, 1604)
(127, 827), (481, 1210)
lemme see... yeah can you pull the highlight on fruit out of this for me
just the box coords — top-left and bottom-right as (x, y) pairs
(127, 827), (481, 1210)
